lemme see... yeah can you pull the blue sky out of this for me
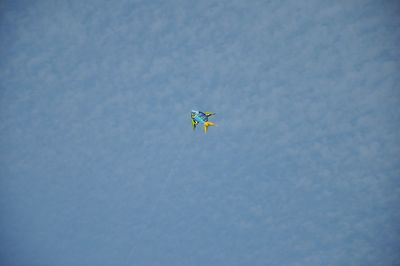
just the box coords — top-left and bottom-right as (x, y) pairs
(1, 0), (400, 265)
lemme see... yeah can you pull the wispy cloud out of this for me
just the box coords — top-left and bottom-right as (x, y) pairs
(1, 0), (399, 265)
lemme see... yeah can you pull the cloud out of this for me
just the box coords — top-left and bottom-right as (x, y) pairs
(1, 0), (400, 265)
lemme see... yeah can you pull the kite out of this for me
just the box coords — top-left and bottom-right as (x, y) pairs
(191, 110), (216, 133)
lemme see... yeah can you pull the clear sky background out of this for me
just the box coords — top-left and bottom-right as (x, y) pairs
(1, 0), (400, 265)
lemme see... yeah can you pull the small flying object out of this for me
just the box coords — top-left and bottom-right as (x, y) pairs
(191, 110), (216, 133)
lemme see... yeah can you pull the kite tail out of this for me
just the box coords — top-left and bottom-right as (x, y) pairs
(204, 121), (216, 133)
